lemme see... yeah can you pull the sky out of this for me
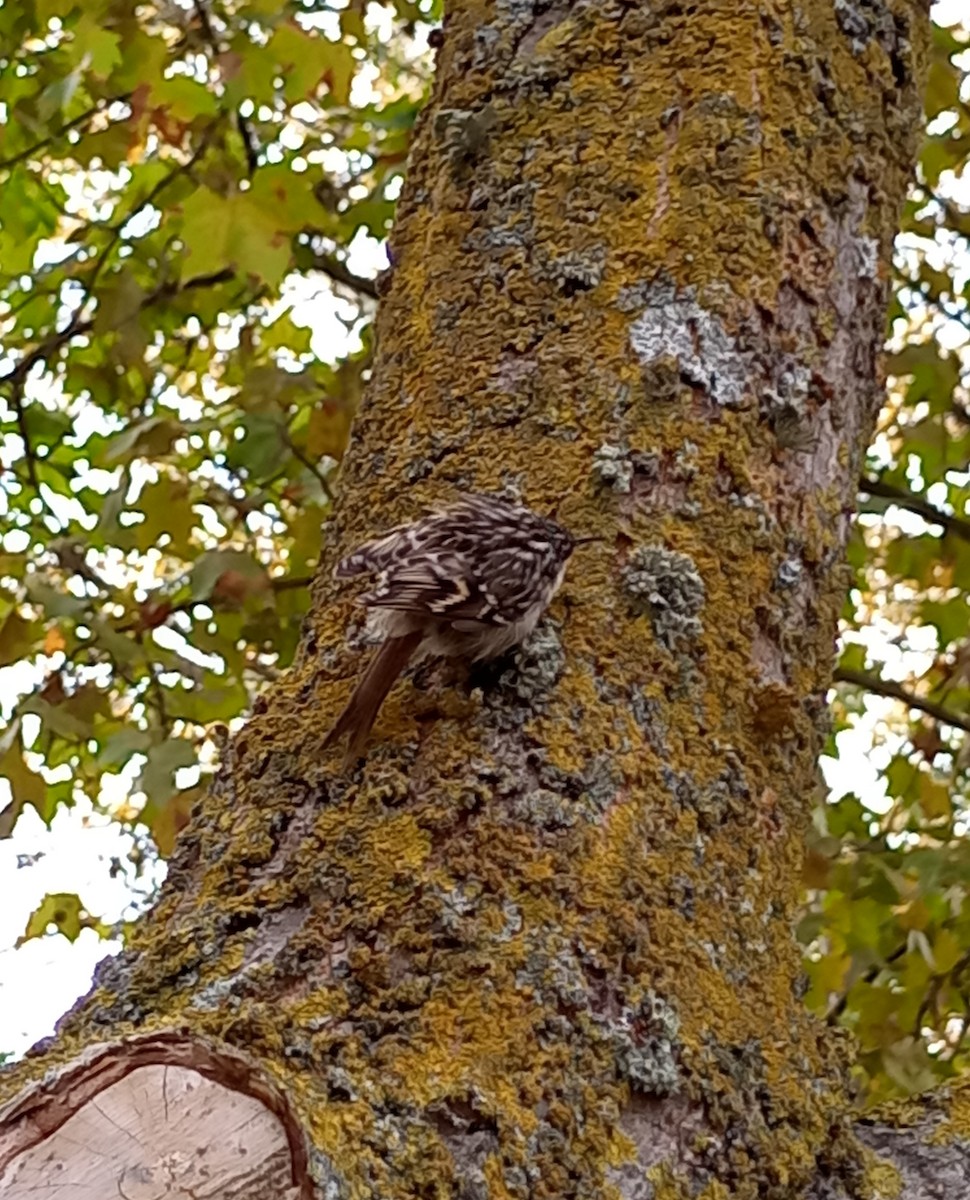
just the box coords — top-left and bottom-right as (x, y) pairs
(0, 0), (967, 1060)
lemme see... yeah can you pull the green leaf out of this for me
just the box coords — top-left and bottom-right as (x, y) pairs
(99, 727), (152, 767)
(101, 417), (183, 465)
(93, 268), (148, 335)
(837, 642), (868, 675)
(137, 739), (198, 805)
(71, 14), (122, 78)
(189, 549), (268, 601)
(227, 412), (288, 479)
(23, 578), (89, 619)
(37, 62), (86, 119)
(16, 893), (108, 945)
(179, 188), (293, 287)
(0, 734), (50, 837)
(22, 695), (96, 740)
(884, 755), (917, 801)
(147, 75), (219, 121)
(919, 597), (969, 649)
(132, 476), (196, 553)
(320, 39), (356, 106)
(269, 24), (329, 102)
(0, 610), (39, 668)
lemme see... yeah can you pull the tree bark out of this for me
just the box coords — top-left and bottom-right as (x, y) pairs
(0, 2), (937, 1198)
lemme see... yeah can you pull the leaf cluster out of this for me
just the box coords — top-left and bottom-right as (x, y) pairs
(804, 16), (970, 1103)
(0, 0), (435, 924)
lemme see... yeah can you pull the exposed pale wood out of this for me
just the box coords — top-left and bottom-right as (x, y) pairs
(0, 1036), (312, 1199)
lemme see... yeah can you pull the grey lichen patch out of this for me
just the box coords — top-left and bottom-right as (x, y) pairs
(759, 354), (825, 452)
(537, 245), (607, 295)
(834, 0), (870, 47)
(307, 1147), (347, 1200)
(628, 286), (749, 408)
(664, 754), (751, 833)
(581, 755), (620, 816)
(488, 621), (566, 713)
(602, 991), (681, 1095)
(498, 899), (523, 940)
(727, 488), (776, 548)
(189, 977), (242, 1013)
(508, 787), (579, 829)
(515, 933), (590, 1010)
(775, 557), (803, 590)
(535, 754), (619, 823)
(436, 885), (480, 935)
(629, 687), (667, 749)
(762, 359), (811, 419)
(833, 0), (898, 56)
(592, 442), (633, 492)
(434, 105), (498, 170)
(852, 234), (880, 280)
(623, 546), (706, 650)
(434, 1121), (495, 1200)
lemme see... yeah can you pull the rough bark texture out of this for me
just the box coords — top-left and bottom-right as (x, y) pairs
(0, 1), (936, 1198)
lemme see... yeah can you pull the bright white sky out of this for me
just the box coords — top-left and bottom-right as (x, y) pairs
(0, 0), (967, 1060)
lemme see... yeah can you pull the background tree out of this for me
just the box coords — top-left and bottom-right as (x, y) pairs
(0, 0), (969, 1116)
(804, 10), (970, 1103)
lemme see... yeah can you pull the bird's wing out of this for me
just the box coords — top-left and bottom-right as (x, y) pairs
(360, 554), (508, 625)
(334, 524), (414, 578)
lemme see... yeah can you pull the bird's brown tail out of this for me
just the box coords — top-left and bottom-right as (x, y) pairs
(323, 631), (423, 768)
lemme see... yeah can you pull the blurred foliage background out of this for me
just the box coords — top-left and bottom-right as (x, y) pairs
(0, 0), (969, 1105)
(0, 0), (432, 850)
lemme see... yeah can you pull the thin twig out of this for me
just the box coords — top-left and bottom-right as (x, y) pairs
(833, 666), (970, 735)
(301, 240), (379, 299)
(146, 660), (172, 735)
(114, 574), (316, 633)
(193, 0), (259, 175)
(288, 440), (336, 502)
(859, 476), (970, 543)
(10, 381), (39, 491)
(0, 94), (133, 171)
(826, 942), (908, 1024)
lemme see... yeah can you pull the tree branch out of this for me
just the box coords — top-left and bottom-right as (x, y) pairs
(115, 574), (316, 634)
(859, 476), (970, 543)
(287, 440), (336, 502)
(1, 137), (221, 394)
(825, 942), (908, 1024)
(9, 380), (39, 492)
(305, 247), (379, 300)
(0, 95), (133, 172)
(192, 0), (259, 175)
(833, 665), (970, 735)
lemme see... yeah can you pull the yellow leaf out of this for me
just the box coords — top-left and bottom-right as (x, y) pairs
(802, 848), (831, 890)
(813, 953), (849, 995)
(932, 928), (962, 974)
(918, 774), (952, 822)
(895, 898), (931, 932)
(0, 738), (48, 837)
(306, 401), (353, 461)
(142, 787), (199, 857)
(0, 610), (38, 667)
(44, 627), (66, 655)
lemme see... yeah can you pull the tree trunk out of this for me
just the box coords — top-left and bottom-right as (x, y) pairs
(0, 2), (941, 1198)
